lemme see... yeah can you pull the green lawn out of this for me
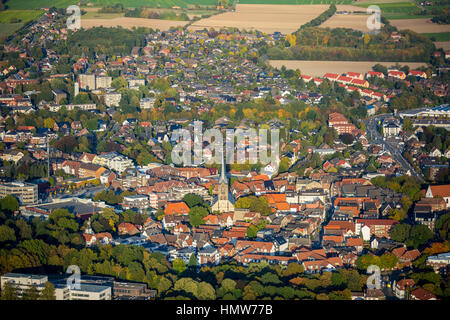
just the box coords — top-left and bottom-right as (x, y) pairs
(423, 32), (450, 42)
(0, 10), (44, 23)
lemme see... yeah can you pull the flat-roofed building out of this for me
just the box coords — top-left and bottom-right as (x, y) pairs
(0, 273), (48, 298)
(95, 76), (112, 89)
(54, 283), (111, 300)
(122, 195), (150, 210)
(113, 281), (156, 300)
(103, 92), (122, 107)
(78, 74), (96, 91)
(22, 199), (103, 220)
(0, 181), (38, 205)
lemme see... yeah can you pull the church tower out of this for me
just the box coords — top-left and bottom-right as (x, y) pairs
(212, 150), (234, 213)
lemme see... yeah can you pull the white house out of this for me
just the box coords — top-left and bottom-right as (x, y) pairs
(361, 225), (371, 241)
(429, 147), (442, 158)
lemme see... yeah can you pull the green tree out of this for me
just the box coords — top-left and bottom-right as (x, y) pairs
(15, 219), (33, 240)
(40, 282), (55, 300)
(197, 282), (216, 300)
(436, 213), (450, 240)
(246, 225), (258, 239)
(0, 225), (16, 243)
(407, 224), (434, 248)
(282, 262), (305, 277)
(390, 223), (411, 242)
(0, 194), (19, 213)
(188, 206), (209, 228)
(172, 258), (187, 274)
(188, 253), (197, 268)
(0, 281), (18, 300)
(182, 194), (204, 208)
(22, 284), (40, 300)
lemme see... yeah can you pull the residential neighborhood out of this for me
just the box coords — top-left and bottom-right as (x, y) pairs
(0, 4), (448, 303)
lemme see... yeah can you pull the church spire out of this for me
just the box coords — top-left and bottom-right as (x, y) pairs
(219, 148), (227, 184)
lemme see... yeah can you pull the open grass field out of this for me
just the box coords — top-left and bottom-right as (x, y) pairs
(81, 17), (189, 30)
(390, 19), (450, 34)
(5, 0), (76, 9)
(353, 1), (428, 20)
(0, 23), (24, 37)
(424, 33), (450, 42)
(188, 4), (329, 34)
(269, 60), (428, 77)
(0, 9), (44, 23)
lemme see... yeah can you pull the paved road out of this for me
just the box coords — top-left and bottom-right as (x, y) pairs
(364, 115), (424, 182)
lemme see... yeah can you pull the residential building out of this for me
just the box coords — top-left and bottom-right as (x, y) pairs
(0, 273), (48, 298)
(103, 92), (122, 107)
(113, 281), (156, 300)
(425, 185), (450, 208)
(0, 181), (38, 205)
(426, 252), (450, 275)
(122, 195), (150, 210)
(54, 283), (111, 300)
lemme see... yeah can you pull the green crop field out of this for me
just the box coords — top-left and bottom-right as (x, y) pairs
(423, 32), (450, 42)
(0, 23), (24, 37)
(0, 10), (44, 23)
(354, 1), (435, 20)
(4, 0), (77, 9)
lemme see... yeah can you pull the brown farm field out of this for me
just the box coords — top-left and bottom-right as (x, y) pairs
(434, 41), (450, 51)
(81, 17), (189, 30)
(390, 19), (450, 34)
(269, 60), (428, 77)
(319, 5), (377, 32)
(188, 4), (329, 34)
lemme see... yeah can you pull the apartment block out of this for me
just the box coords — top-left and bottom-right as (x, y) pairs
(0, 181), (38, 205)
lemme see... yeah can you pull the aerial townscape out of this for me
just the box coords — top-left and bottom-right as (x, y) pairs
(0, 0), (449, 303)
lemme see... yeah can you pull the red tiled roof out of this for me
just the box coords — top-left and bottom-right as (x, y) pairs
(164, 202), (190, 215)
